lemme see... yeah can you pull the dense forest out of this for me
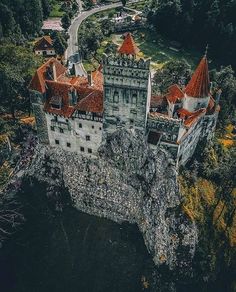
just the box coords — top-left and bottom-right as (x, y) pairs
(0, 0), (51, 40)
(147, 0), (236, 69)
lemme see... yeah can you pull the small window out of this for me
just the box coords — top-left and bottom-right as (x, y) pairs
(80, 147), (84, 152)
(113, 91), (119, 103)
(79, 123), (82, 128)
(99, 127), (102, 130)
(88, 148), (92, 154)
(92, 125), (94, 129)
(86, 135), (90, 141)
(55, 139), (59, 145)
(59, 128), (64, 133)
(50, 126), (55, 131)
(67, 142), (71, 148)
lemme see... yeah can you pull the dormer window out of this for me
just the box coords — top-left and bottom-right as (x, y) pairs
(50, 96), (62, 110)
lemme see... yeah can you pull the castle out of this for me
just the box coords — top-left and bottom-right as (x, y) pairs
(29, 33), (220, 167)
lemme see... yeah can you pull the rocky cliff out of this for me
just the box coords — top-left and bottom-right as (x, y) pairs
(26, 129), (197, 270)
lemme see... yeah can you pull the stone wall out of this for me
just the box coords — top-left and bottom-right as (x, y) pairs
(30, 90), (49, 144)
(26, 129), (197, 270)
(102, 54), (151, 135)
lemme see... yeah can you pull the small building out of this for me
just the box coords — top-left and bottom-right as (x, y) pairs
(42, 18), (64, 33)
(34, 36), (55, 57)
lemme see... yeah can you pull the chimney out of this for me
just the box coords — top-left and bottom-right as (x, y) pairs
(69, 87), (78, 106)
(52, 62), (57, 81)
(87, 71), (93, 86)
(49, 61), (57, 81)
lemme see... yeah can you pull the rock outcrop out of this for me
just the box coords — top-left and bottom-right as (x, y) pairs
(26, 129), (197, 269)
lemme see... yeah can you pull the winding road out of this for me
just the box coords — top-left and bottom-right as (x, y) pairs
(66, 0), (142, 76)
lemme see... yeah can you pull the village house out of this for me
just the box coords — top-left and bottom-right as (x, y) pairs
(34, 36), (56, 57)
(29, 33), (220, 166)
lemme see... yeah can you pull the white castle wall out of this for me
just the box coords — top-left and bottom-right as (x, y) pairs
(183, 94), (210, 112)
(45, 113), (103, 157)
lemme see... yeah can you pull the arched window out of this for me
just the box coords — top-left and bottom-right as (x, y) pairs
(132, 93), (137, 104)
(113, 91), (119, 103)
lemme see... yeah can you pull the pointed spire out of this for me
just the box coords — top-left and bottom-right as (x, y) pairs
(204, 44), (209, 57)
(185, 55), (210, 98)
(118, 32), (140, 56)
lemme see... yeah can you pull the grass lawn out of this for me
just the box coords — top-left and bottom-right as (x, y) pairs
(126, 0), (147, 11)
(110, 29), (201, 72)
(79, 7), (203, 73)
(49, 1), (64, 18)
(84, 29), (202, 72)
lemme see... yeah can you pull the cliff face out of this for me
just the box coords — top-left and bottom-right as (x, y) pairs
(26, 129), (197, 269)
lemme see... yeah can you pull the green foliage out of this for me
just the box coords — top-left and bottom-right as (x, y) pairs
(78, 20), (105, 59)
(121, 0), (127, 7)
(179, 139), (236, 287)
(61, 13), (71, 30)
(211, 66), (236, 129)
(147, 0), (236, 69)
(0, 43), (42, 118)
(0, 0), (53, 39)
(153, 59), (191, 94)
(41, 0), (51, 19)
(52, 32), (68, 56)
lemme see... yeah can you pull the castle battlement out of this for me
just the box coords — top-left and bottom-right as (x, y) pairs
(103, 54), (150, 70)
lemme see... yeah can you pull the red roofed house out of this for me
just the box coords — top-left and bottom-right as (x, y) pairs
(34, 36), (56, 56)
(29, 33), (221, 166)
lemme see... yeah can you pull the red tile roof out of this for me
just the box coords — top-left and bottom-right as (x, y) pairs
(29, 57), (104, 117)
(118, 32), (140, 55)
(177, 108), (206, 127)
(34, 36), (53, 51)
(44, 81), (75, 117)
(150, 95), (164, 108)
(29, 58), (66, 93)
(166, 84), (184, 103)
(185, 56), (210, 98)
(77, 90), (103, 113)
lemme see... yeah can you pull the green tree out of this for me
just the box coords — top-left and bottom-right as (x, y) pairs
(61, 13), (71, 30)
(41, 0), (51, 19)
(52, 32), (68, 56)
(0, 43), (42, 118)
(0, 3), (17, 38)
(153, 60), (191, 94)
(121, 0), (127, 7)
(210, 66), (236, 128)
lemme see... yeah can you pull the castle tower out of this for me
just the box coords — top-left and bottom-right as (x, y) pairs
(183, 54), (210, 112)
(102, 33), (151, 135)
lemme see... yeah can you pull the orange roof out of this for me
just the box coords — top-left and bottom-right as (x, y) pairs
(185, 56), (210, 98)
(29, 58), (66, 93)
(34, 36), (53, 51)
(44, 80), (75, 117)
(77, 90), (103, 113)
(166, 84), (184, 103)
(118, 32), (140, 55)
(177, 108), (206, 127)
(150, 95), (164, 107)
(29, 56), (104, 117)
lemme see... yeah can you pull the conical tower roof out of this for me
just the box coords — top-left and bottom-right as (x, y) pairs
(118, 32), (140, 56)
(185, 56), (210, 98)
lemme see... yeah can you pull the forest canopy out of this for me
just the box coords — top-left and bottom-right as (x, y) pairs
(147, 0), (236, 68)
(0, 0), (51, 39)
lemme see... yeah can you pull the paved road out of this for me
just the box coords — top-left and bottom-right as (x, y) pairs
(66, 0), (141, 76)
